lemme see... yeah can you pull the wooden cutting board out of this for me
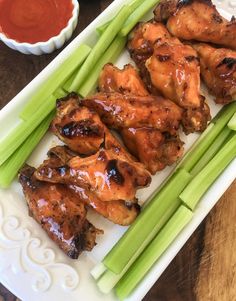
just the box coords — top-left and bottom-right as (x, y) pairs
(0, 1), (236, 300)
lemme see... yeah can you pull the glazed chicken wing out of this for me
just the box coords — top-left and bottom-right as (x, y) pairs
(121, 128), (183, 174)
(19, 165), (100, 259)
(128, 21), (171, 69)
(98, 64), (184, 173)
(34, 146), (141, 225)
(193, 43), (236, 104)
(99, 63), (149, 96)
(145, 37), (211, 133)
(154, 0), (236, 50)
(83, 92), (183, 135)
(35, 145), (151, 203)
(51, 93), (105, 155)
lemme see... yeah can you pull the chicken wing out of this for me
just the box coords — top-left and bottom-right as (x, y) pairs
(145, 37), (211, 133)
(127, 21), (171, 69)
(83, 92), (183, 135)
(51, 93), (105, 155)
(98, 63), (184, 173)
(33, 146), (140, 225)
(99, 63), (149, 96)
(154, 0), (236, 50)
(69, 185), (140, 226)
(35, 145), (151, 204)
(193, 43), (236, 104)
(121, 128), (183, 173)
(19, 165), (100, 259)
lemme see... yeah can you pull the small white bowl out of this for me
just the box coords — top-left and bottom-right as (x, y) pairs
(0, 0), (79, 55)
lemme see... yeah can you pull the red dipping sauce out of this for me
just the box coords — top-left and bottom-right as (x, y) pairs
(0, 0), (73, 44)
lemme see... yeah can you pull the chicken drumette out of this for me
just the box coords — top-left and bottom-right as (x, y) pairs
(193, 43), (236, 104)
(154, 0), (236, 50)
(128, 21), (211, 133)
(19, 165), (100, 259)
(99, 64), (184, 174)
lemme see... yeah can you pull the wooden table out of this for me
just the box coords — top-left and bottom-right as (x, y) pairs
(0, 1), (235, 300)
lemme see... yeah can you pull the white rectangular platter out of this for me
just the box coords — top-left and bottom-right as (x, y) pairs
(0, 1), (235, 300)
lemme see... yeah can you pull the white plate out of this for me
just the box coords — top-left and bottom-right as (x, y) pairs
(0, 1), (235, 300)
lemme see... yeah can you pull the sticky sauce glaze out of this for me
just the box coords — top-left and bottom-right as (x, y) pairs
(0, 0), (73, 43)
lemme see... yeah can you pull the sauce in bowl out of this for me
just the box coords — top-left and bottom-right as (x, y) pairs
(0, 0), (73, 44)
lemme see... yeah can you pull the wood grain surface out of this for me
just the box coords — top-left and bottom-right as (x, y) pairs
(0, 1), (236, 300)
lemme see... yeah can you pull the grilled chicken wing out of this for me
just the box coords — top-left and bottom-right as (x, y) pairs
(193, 43), (236, 104)
(99, 63), (149, 96)
(146, 37), (211, 133)
(154, 0), (236, 50)
(34, 146), (141, 225)
(19, 165), (100, 259)
(69, 185), (140, 225)
(35, 145), (151, 204)
(51, 93), (105, 155)
(121, 128), (183, 173)
(98, 64), (184, 173)
(128, 21), (210, 133)
(83, 92), (183, 135)
(128, 21), (171, 69)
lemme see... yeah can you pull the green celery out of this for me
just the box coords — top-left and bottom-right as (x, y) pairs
(96, 0), (146, 36)
(70, 5), (131, 92)
(190, 126), (232, 176)
(115, 206), (192, 300)
(102, 168), (192, 274)
(63, 69), (78, 92)
(228, 111), (236, 130)
(96, 20), (111, 36)
(178, 102), (236, 172)
(20, 44), (91, 120)
(78, 36), (126, 97)
(0, 111), (54, 188)
(119, 0), (159, 37)
(0, 94), (56, 165)
(180, 133), (236, 210)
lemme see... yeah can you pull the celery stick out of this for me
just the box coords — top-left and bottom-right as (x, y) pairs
(91, 263), (107, 280)
(180, 133), (236, 210)
(70, 5), (131, 92)
(178, 102), (236, 172)
(96, 20), (111, 36)
(228, 111), (236, 130)
(119, 0), (159, 37)
(103, 168), (192, 274)
(115, 206), (193, 300)
(63, 69), (77, 92)
(96, 0), (144, 36)
(78, 37), (126, 97)
(20, 44), (91, 120)
(0, 95), (56, 165)
(0, 111), (54, 188)
(190, 126), (232, 176)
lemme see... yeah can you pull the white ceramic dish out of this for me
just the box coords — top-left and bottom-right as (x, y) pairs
(0, 1), (235, 301)
(0, 0), (79, 55)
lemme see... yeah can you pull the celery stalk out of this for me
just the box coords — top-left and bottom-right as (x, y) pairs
(0, 111), (54, 188)
(178, 102), (236, 172)
(180, 133), (236, 210)
(102, 168), (192, 274)
(63, 69), (78, 92)
(119, 0), (160, 37)
(70, 5), (131, 92)
(20, 44), (91, 120)
(0, 95), (56, 165)
(78, 37), (126, 97)
(115, 206), (192, 300)
(96, 20), (112, 36)
(228, 111), (236, 130)
(190, 126), (232, 176)
(96, 0), (148, 36)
